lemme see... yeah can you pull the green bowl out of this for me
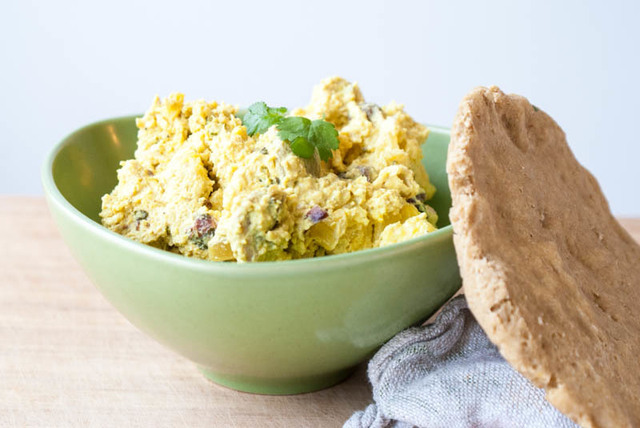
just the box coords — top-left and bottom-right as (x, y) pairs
(41, 116), (461, 394)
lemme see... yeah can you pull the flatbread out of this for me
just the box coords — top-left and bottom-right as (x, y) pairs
(447, 86), (640, 427)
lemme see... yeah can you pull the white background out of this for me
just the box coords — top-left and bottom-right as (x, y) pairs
(3, 0), (639, 215)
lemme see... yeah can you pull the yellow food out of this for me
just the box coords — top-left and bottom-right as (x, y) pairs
(100, 77), (438, 262)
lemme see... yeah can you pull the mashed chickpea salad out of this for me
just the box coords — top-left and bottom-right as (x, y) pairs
(100, 77), (439, 262)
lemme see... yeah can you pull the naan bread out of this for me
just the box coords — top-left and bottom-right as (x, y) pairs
(448, 86), (640, 427)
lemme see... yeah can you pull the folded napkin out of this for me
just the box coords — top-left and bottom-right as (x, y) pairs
(344, 296), (577, 428)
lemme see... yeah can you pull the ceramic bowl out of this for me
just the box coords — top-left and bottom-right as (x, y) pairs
(42, 116), (461, 394)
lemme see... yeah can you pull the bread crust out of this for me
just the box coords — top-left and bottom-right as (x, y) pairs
(448, 86), (640, 428)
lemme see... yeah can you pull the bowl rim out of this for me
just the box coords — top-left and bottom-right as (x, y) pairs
(42, 115), (454, 273)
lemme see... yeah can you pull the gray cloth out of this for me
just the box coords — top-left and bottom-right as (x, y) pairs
(344, 296), (577, 428)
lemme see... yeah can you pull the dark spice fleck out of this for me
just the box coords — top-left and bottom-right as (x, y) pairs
(407, 197), (426, 213)
(306, 206), (328, 223)
(266, 197), (283, 231)
(357, 166), (373, 182)
(203, 200), (213, 209)
(134, 210), (149, 221)
(337, 166), (373, 182)
(360, 103), (383, 121)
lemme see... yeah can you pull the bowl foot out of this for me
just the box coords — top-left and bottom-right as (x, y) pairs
(198, 366), (356, 395)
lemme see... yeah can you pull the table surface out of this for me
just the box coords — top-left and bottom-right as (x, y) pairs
(2, 196), (639, 427)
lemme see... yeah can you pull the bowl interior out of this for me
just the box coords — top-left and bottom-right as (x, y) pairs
(50, 117), (452, 229)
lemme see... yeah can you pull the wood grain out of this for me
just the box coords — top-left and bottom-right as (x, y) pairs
(0, 197), (372, 427)
(1, 196), (638, 427)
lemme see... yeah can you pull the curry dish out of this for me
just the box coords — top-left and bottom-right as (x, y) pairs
(100, 77), (438, 262)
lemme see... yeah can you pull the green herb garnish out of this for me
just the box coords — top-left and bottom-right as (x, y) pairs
(242, 102), (339, 162)
(277, 117), (339, 161)
(243, 102), (288, 136)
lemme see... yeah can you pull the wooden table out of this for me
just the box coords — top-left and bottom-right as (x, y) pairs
(2, 196), (639, 427)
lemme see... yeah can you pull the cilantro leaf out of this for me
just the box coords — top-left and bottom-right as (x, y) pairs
(243, 101), (340, 162)
(277, 116), (339, 161)
(277, 117), (311, 141)
(309, 119), (339, 161)
(289, 136), (315, 159)
(243, 102), (287, 136)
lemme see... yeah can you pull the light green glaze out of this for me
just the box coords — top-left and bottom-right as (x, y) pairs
(41, 116), (461, 394)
